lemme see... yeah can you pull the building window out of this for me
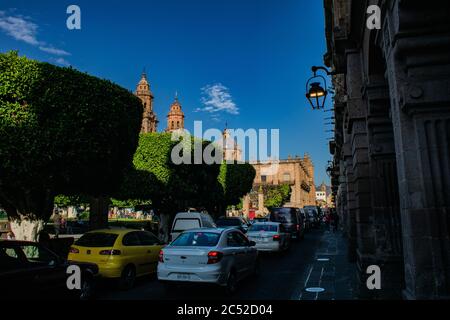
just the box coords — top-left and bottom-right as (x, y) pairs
(261, 175), (267, 183)
(283, 173), (291, 182)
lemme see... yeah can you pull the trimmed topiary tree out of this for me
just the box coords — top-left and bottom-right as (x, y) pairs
(0, 51), (142, 240)
(115, 132), (256, 241)
(217, 161), (256, 218)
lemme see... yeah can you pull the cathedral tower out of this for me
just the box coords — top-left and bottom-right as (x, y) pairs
(135, 71), (158, 133)
(166, 94), (185, 132)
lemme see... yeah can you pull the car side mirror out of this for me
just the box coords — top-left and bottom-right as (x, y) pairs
(249, 241), (256, 247)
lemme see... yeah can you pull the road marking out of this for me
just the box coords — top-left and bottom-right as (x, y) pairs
(316, 267), (325, 300)
(296, 265), (314, 300)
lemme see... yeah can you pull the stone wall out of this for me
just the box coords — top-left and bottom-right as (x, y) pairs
(324, 0), (450, 299)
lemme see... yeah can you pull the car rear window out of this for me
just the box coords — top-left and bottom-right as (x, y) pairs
(270, 208), (294, 223)
(249, 224), (278, 232)
(173, 218), (201, 232)
(171, 232), (220, 247)
(216, 219), (241, 227)
(75, 233), (118, 247)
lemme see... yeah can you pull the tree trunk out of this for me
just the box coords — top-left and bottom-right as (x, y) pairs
(159, 212), (171, 243)
(9, 219), (44, 241)
(89, 197), (110, 230)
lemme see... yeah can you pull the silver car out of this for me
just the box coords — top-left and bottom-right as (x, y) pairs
(157, 228), (259, 293)
(247, 222), (291, 252)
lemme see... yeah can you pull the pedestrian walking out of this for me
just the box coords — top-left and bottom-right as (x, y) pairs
(331, 210), (339, 233)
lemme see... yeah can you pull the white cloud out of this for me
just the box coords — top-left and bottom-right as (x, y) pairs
(51, 57), (71, 67)
(39, 46), (71, 56)
(0, 10), (71, 60)
(0, 11), (39, 45)
(197, 83), (239, 115)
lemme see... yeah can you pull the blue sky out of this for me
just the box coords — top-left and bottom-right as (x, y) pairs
(0, 0), (331, 185)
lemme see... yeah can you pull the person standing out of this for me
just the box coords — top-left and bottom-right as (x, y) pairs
(52, 212), (61, 238)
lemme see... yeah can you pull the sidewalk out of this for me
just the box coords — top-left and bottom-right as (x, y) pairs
(298, 229), (356, 300)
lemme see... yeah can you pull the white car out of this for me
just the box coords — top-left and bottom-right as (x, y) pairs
(170, 211), (216, 242)
(247, 222), (291, 252)
(158, 228), (259, 293)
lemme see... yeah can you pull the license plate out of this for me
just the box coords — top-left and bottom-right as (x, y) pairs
(176, 274), (191, 280)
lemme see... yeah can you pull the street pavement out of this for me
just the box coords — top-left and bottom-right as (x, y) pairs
(97, 228), (355, 300)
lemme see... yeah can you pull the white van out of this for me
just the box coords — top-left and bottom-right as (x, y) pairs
(170, 212), (216, 241)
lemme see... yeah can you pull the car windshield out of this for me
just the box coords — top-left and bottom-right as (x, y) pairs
(216, 219), (241, 227)
(249, 224), (278, 232)
(76, 233), (118, 247)
(270, 208), (293, 223)
(173, 218), (201, 232)
(171, 232), (220, 247)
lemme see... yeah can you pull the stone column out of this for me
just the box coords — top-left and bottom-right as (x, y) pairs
(382, 1), (450, 299)
(364, 78), (404, 298)
(346, 49), (380, 298)
(258, 188), (265, 214)
(343, 138), (357, 263)
(243, 195), (250, 217)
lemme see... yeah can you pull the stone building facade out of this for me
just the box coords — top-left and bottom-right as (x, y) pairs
(245, 155), (316, 213)
(324, 0), (450, 299)
(135, 72), (158, 133)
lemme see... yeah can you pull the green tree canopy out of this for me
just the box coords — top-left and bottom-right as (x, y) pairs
(0, 52), (142, 234)
(264, 184), (292, 209)
(115, 133), (256, 220)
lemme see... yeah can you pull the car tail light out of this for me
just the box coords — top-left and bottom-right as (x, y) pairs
(297, 224), (300, 231)
(99, 249), (121, 255)
(207, 251), (223, 264)
(159, 250), (164, 263)
(69, 247), (79, 254)
(273, 235), (281, 241)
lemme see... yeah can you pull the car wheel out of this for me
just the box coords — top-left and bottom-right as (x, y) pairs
(162, 281), (176, 293)
(79, 275), (95, 300)
(252, 258), (261, 277)
(225, 271), (238, 295)
(119, 265), (136, 291)
(284, 240), (291, 251)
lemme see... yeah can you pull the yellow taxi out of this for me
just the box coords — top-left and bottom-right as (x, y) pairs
(68, 228), (164, 290)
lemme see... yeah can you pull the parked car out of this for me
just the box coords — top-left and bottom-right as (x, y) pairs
(170, 212), (216, 241)
(0, 240), (98, 300)
(215, 217), (249, 233)
(247, 222), (291, 252)
(252, 217), (269, 224)
(158, 228), (259, 294)
(68, 228), (164, 290)
(268, 207), (305, 240)
(304, 207), (320, 228)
